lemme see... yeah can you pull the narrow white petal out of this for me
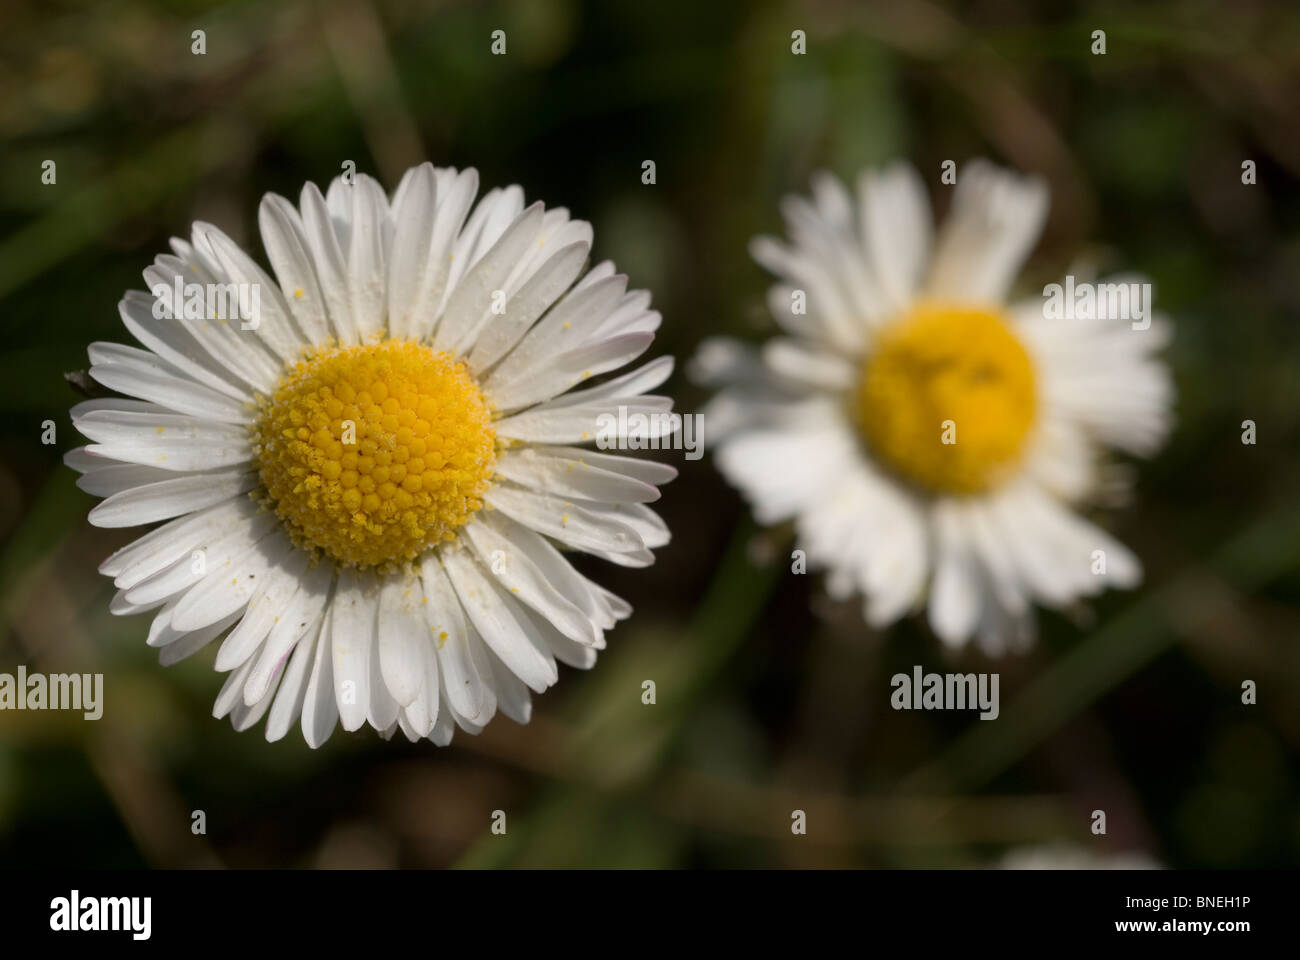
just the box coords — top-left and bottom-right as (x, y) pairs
(466, 240), (590, 373)
(928, 502), (984, 645)
(88, 341), (254, 423)
(925, 159), (1048, 303)
(214, 546), (311, 672)
(193, 222), (306, 363)
(330, 567), (376, 732)
(487, 332), (654, 412)
(88, 470), (255, 528)
(156, 610), (242, 666)
(376, 571), (431, 707)
(441, 546), (558, 693)
(244, 560), (333, 704)
(265, 620), (322, 742)
(485, 484), (646, 556)
(494, 397), (671, 445)
(857, 162), (932, 312)
(170, 530), (292, 632)
(104, 497), (260, 587)
(123, 509), (278, 605)
(463, 520), (599, 646)
(385, 163), (438, 340)
(258, 193), (332, 344)
(301, 603), (340, 748)
(299, 181), (357, 343)
(420, 551), (488, 722)
(346, 174), (390, 340)
(118, 292), (252, 402)
(75, 409), (252, 473)
(493, 447), (661, 504)
(433, 201), (545, 356)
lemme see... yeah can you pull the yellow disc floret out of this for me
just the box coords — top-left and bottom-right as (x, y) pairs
(255, 340), (496, 568)
(854, 301), (1036, 496)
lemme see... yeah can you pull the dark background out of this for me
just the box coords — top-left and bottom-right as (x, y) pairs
(1, 0), (1298, 868)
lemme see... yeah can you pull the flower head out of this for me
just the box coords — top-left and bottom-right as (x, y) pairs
(697, 160), (1172, 654)
(68, 163), (675, 745)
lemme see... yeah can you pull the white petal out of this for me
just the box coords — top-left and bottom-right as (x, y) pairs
(192, 222), (306, 362)
(385, 163), (438, 340)
(462, 520), (599, 646)
(433, 201), (545, 356)
(493, 447), (661, 504)
(925, 159), (1048, 303)
(376, 571), (431, 707)
(927, 502), (983, 645)
(76, 461), (183, 498)
(487, 332), (654, 412)
(477, 511), (615, 636)
(483, 273), (627, 392)
(419, 551), (489, 723)
(170, 530), (292, 632)
(212, 648), (260, 720)
(87, 341), (254, 423)
(494, 397), (671, 445)
(101, 497), (258, 585)
(539, 355), (674, 407)
(407, 167), (479, 342)
(123, 508), (278, 605)
(301, 604), (340, 748)
(299, 181), (357, 343)
(214, 546), (311, 672)
(258, 193), (332, 344)
(522, 445), (677, 487)
(440, 546), (558, 693)
(75, 409), (252, 473)
(118, 292), (252, 402)
(88, 470), (256, 528)
(485, 484), (646, 555)
(244, 560), (333, 704)
(486, 647), (533, 724)
(330, 567), (378, 732)
(346, 174), (390, 340)
(857, 162), (932, 312)
(156, 610), (242, 666)
(265, 619), (321, 742)
(762, 338), (856, 393)
(466, 240), (590, 373)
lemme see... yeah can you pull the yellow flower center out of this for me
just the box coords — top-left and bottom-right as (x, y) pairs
(255, 340), (496, 569)
(854, 302), (1036, 495)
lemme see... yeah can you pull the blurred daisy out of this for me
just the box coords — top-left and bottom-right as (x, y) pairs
(696, 160), (1171, 654)
(67, 163), (675, 746)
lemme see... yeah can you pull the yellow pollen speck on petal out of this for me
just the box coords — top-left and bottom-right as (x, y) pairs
(254, 340), (496, 569)
(854, 301), (1036, 496)
(294, 287), (304, 299)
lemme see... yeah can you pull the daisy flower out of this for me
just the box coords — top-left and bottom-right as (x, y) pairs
(696, 160), (1172, 654)
(66, 163), (675, 746)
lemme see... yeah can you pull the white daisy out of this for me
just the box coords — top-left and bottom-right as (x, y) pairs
(696, 160), (1172, 654)
(66, 163), (675, 746)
